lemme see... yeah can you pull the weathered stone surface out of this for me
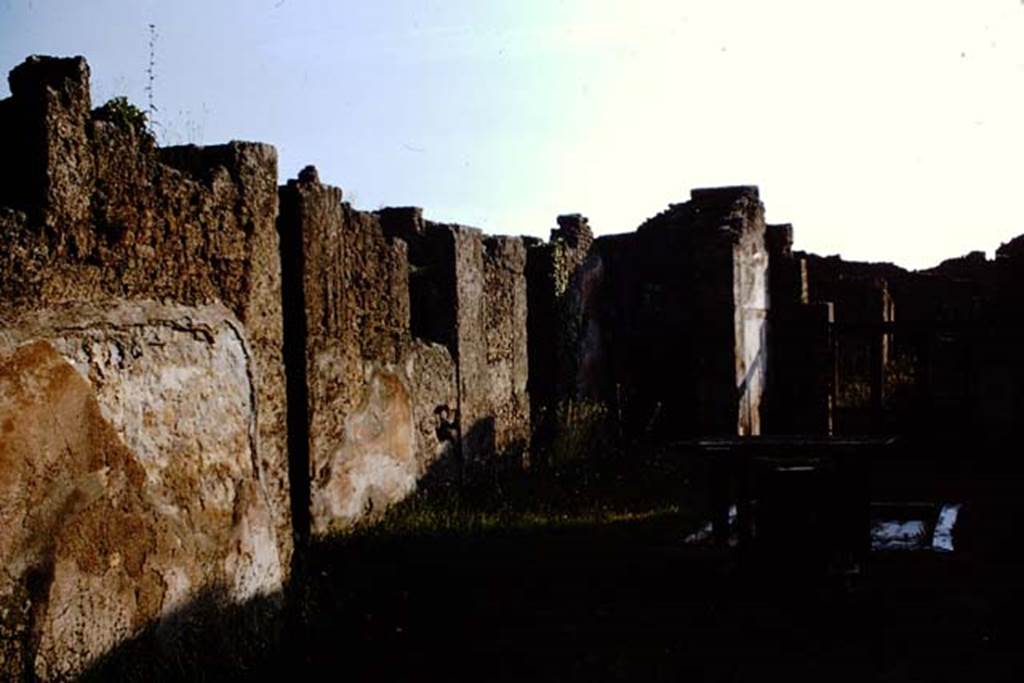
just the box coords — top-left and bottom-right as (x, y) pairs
(550, 187), (770, 441)
(0, 55), (289, 679)
(444, 224), (492, 470)
(483, 236), (531, 467)
(280, 173), (458, 534)
(379, 207), (455, 350)
(530, 222), (606, 447)
(0, 304), (282, 680)
(0, 57), (291, 572)
(17, 45), (1024, 682)
(408, 340), (459, 479)
(525, 215), (608, 463)
(2, 56), (94, 237)
(0, 56), (290, 569)
(730, 191), (769, 436)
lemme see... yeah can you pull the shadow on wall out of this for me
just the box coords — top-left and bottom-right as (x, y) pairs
(74, 422), (528, 683)
(77, 587), (286, 683)
(279, 186), (312, 564)
(398, 415), (529, 498)
(526, 217), (616, 469)
(77, 456), (1024, 683)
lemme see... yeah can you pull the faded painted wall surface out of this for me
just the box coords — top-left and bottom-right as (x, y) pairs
(0, 57), (291, 570)
(279, 171), (459, 535)
(391, 219), (532, 474)
(18, 46), (1024, 683)
(0, 305), (281, 680)
(0, 56), (288, 680)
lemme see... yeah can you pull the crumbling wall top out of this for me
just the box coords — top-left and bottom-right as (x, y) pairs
(552, 213), (593, 250)
(159, 141), (278, 188)
(8, 54), (89, 100)
(378, 206), (425, 241)
(766, 223), (795, 258)
(690, 185), (760, 204)
(996, 235), (1024, 261)
(637, 185), (764, 242)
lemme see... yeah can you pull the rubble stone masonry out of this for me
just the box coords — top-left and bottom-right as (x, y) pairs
(4, 53), (1022, 679)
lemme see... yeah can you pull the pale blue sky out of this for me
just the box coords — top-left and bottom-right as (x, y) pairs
(2, 0), (1023, 268)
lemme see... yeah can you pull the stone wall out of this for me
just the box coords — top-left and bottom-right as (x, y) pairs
(764, 224), (836, 434)
(8, 50), (1024, 680)
(0, 56), (288, 680)
(580, 187), (768, 439)
(724, 190), (769, 436)
(788, 245), (1014, 439)
(444, 223), (493, 470)
(278, 172), (457, 536)
(522, 188), (771, 449)
(483, 236), (531, 468)
(525, 215), (605, 461)
(279, 181), (535, 536)
(383, 213), (533, 475)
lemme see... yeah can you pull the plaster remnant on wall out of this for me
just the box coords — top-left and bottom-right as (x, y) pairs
(280, 172), (462, 536)
(0, 321), (281, 680)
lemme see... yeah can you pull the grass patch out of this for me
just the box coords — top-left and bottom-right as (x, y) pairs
(81, 447), (717, 681)
(338, 445), (711, 541)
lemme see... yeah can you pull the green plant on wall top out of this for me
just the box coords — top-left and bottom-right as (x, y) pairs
(95, 96), (150, 137)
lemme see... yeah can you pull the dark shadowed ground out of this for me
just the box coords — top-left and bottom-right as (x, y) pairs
(83, 447), (1024, 682)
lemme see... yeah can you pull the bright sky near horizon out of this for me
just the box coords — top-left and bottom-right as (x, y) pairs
(2, 0), (1023, 269)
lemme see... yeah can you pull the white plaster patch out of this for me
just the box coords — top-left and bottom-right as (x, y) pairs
(311, 366), (419, 534)
(932, 503), (962, 553)
(871, 520), (929, 551)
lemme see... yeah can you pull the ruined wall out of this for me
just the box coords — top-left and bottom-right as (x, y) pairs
(445, 224), (493, 470)
(541, 215), (603, 402)
(0, 56), (288, 680)
(764, 224), (836, 435)
(981, 239), (1024, 443)
(724, 190), (769, 436)
(278, 172), (457, 535)
(523, 188), (770, 448)
(483, 236), (531, 468)
(583, 187), (768, 439)
(12, 47), (1024, 682)
(525, 215), (605, 462)
(791, 244), (1011, 440)
(883, 242), (1023, 445)
(0, 308), (281, 680)
(384, 214), (532, 474)
(280, 182), (533, 533)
